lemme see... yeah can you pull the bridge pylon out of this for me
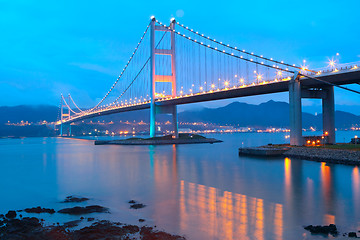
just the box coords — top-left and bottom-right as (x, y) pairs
(59, 94), (72, 137)
(289, 72), (335, 145)
(150, 17), (178, 138)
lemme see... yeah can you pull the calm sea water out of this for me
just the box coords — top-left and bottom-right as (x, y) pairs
(1, 131), (360, 240)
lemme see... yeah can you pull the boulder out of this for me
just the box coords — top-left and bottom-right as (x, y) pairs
(304, 224), (338, 236)
(349, 232), (358, 238)
(24, 206), (55, 214)
(130, 203), (146, 209)
(58, 205), (109, 215)
(63, 195), (89, 203)
(5, 210), (16, 219)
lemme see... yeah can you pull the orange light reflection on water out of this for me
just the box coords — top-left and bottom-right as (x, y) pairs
(284, 157), (291, 204)
(353, 166), (360, 214)
(179, 180), (283, 240)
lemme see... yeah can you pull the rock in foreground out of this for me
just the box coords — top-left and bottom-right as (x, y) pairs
(304, 224), (338, 236)
(130, 203), (146, 209)
(24, 206), (55, 214)
(348, 232), (358, 238)
(4, 211), (16, 219)
(58, 205), (109, 215)
(63, 195), (90, 203)
(0, 217), (186, 240)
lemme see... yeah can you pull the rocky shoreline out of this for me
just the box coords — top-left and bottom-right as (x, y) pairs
(95, 133), (222, 146)
(0, 196), (185, 240)
(284, 147), (360, 165)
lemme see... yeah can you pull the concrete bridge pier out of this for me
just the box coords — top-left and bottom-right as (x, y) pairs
(322, 86), (335, 144)
(150, 105), (179, 138)
(289, 72), (336, 145)
(172, 106), (179, 138)
(59, 123), (71, 137)
(289, 72), (303, 146)
(68, 124), (72, 136)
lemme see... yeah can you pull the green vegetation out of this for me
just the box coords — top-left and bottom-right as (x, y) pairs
(310, 144), (360, 151)
(264, 143), (360, 151)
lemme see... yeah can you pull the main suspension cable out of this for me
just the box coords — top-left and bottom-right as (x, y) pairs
(68, 94), (84, 113)
(156, 20), (294, 74)
(175, 22), (309, 71)
(88, 21), (152, 112)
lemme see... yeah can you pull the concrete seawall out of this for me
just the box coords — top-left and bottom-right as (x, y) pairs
(284, 147), (360, 165)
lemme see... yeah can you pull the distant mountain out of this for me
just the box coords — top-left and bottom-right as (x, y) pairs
(179, 101), (296, 128)
(1, 101), (360, 129)
(178, 100), (360, 129)
(0, 105), (59, 124)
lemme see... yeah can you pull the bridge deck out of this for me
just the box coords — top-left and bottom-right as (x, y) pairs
(61, 68), (360, 124)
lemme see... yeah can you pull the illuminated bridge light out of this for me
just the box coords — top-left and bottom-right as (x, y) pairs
(328, 59), (336, 67)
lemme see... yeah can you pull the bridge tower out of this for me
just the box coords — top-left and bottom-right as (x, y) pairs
(59, 94), (72, 137)
(289, 73), (335, 145)
(150, 17), (178, 138)
(60, 94), (63, 136)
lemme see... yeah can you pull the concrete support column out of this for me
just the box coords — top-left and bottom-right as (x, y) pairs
(289, 73), (303, 145)
(322, 86), (335, 144)
(172, 106), (179, 138)
(149, 18), (156, 138)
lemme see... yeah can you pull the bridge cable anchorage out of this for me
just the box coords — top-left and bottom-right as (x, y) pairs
(112, 29), (169, 105)
(174, 21), (315, 73)
(299, 73), (360, 95)
(68, 94), (84, 113)
(155, 20), (296, 74)
(87, 21), (152, 112)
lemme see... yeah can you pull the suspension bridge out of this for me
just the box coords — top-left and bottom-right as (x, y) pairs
(57, 17), (360, 145)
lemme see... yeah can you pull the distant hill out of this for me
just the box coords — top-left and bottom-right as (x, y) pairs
(0, 105), (59, 124)
(178, 100), (360, 129)
(1, 101), (360, 129)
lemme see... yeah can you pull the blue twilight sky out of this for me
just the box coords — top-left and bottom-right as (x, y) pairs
(1, 0), (360, 114)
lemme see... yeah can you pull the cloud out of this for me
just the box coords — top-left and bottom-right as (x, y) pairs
(69, 62), (115, 76)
